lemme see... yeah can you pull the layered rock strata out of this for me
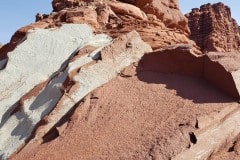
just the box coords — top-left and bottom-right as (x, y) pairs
(9, 44), (240, 160)
(0, 0), (199, 62)
(1, 1), (240, 160)
(0, 23), (151, 159)
(186, 2), (240, 52)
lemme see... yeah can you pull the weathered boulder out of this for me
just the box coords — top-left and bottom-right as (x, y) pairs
(49, 0), (196, 51)
(52, 0), (80, 12)
(66, 8), (99, 28)
(0, 0), (200, 62)
(108, 1), (147, 20)
(186, 2), (240, 52)
(136, 0), (189, 34)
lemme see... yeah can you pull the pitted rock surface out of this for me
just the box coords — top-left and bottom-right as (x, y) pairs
(186, 2), (240, 52)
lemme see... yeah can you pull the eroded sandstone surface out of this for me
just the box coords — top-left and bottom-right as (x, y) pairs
(0, 0), (199, 62)
(186, 2), (240, 52)
(0, 1), (240, 160)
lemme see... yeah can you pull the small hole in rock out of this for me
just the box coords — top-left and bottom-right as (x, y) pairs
(228, 141), (236, 152)
(42, 127), (59, 144)
(195, 119), (199, 129)
(179, 124), (185, 127)
(189, 132), (197, 144)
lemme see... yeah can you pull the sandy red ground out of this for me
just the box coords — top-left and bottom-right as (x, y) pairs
(10, 63), (237, 160)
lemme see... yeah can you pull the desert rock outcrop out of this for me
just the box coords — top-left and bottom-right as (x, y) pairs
(0, 23), (151, 159)
(0, 0), (198, 62)
(186, 2), (240, 52)
(1, 1), (240, 160)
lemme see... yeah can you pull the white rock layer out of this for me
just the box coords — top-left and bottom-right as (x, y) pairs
(0, 24), (111, 125)
(0, 24), (112, 159)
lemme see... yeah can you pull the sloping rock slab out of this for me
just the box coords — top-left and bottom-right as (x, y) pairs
(0, 24), (112, 126)
(29, 30), (152, 147)
(0, 30), (151, 160)
(0, 38), (112, 160)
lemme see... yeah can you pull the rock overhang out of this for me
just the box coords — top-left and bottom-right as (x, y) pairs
(138, 44), (240, 100)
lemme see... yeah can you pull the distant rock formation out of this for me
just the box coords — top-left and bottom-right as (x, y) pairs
(186, 2), (240, 52)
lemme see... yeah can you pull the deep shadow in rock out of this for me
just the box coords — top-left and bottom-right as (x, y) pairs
(137, 71), (233, 103)
(136, 47), (235, 103)
(11, 111), (34, 140)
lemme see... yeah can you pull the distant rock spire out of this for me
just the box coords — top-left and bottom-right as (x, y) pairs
(186, 2), (240, 52)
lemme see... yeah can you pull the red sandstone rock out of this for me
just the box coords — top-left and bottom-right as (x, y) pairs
(136, 0), (189, 34)
(108, 1), (147, 20)
(139, 44), (240, 99)
(138, 44), (204, 76)
(66, 8), (99, 28)
(204, 52), (240, 99)
(0, 0), (200, 61)
(186, 2), (240, 52)
(3, 1), (240, 160)
(50, 0), (195, 51)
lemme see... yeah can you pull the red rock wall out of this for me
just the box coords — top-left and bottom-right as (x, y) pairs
(135, 0), (189, 33)
(51, 0), (189, 34)
(186, 3), (240, 52)
(0, 0), (198, 61)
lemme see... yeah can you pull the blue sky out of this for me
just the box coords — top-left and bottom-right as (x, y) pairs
(0, 0), (239, 44)
(0, 0), (52, 44)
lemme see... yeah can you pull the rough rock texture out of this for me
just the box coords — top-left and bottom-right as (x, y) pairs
(0, 24), (113, 159)
(0, 24), (101, 125)
(186, 2), (240, 52)
(209, 134), (240, 160)
(204, 52), (240, 99)
(174, 107), (240, 160)
(2, 1), (240, 160)
(8, 52), (238, 160)
(0, 23), (151, 159)
(135, 0), (189, 33)
(138, 44), (204, 77)
(139, 45), (240, 99)
(0, 0), (199, 62)
(7, 43), (240, 160)
(50, 0), (195, 50)
(10, 57), (238, 160)
(0, 21), (52, 60)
